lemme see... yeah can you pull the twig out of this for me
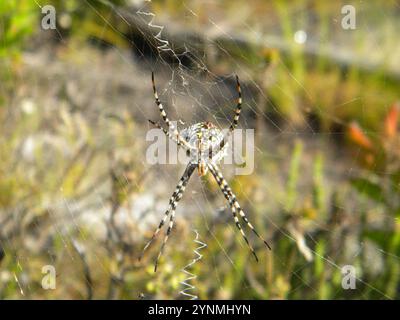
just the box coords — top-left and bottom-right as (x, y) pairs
(71, 240), (93, 300)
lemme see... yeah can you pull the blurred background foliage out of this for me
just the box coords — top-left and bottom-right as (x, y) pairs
(1, 0), (400, 299)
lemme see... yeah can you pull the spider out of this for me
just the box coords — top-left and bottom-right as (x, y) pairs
(140, 72), (271, 272)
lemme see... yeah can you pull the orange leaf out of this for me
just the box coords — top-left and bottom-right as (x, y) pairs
(385, 102), (399, 138)
(348, 122), (373, 150)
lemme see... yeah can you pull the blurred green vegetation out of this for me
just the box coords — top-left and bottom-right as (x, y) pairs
(1, 0), (400, 300)
(0, 0), (38, 58)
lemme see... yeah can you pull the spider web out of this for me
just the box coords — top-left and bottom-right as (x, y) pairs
(2, 0), (400, 300)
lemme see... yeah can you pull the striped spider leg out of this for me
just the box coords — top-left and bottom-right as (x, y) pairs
(151, 72), (193, 150)
(208, 163), (271, 262)
(217, 74), (242, 153)
(148, 119), (184, 147)
(139, 164), (196, 272)
(142, 73), (194, 272)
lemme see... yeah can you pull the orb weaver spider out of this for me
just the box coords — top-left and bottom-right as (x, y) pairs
(140, 72), (271, 272)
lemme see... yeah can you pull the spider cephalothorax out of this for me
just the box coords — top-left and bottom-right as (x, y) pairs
(141, 72), (271, 272)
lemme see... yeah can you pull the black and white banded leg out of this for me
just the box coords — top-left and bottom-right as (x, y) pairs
(218, 75), (242, 152)
(207, 163), (259, 261)
(148, 119), (184, 147)
(229, 75), (242, 131)
(208, 163), (271, 260)
(151, 72), (192, 150)
(209, 163), (271, 250)
(139, 164), (196, 272)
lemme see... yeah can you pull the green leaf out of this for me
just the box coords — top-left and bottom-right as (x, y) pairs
(285, 139), (303, 211)
(350, 177), (385, 204)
